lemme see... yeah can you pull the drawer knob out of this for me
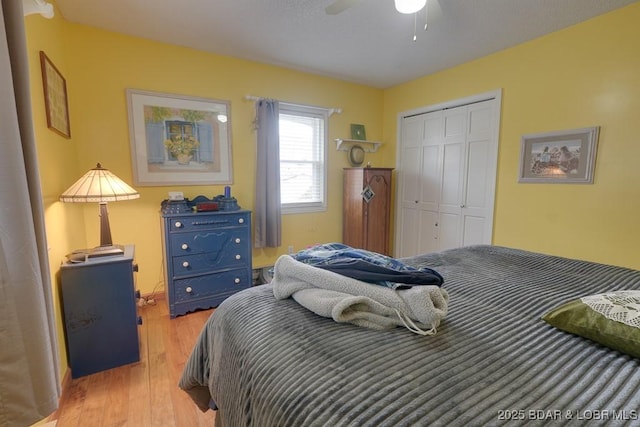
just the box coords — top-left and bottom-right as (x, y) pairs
(235, 254), (241, 260)
(175, 221), (183, 228)
(182, 261), (190, 268)
(238, 218), (244, 224)
(181, 243), (189, 250)
(186, 286), (193, 293)
(234, 278), (240, 284)
(235, 238), (241, 244)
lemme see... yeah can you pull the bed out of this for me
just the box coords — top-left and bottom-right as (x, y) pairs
(179, 245), (640, 426)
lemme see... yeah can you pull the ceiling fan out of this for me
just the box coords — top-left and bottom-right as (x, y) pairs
(325, 0), (429, 41)
(325, 0), (427, 15)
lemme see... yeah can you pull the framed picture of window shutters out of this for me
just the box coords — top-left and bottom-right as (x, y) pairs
(126, 89), (233, 186)
(518, 126), (599, 184)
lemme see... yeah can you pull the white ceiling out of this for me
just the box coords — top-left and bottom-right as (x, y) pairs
(55, 0), (638, 89)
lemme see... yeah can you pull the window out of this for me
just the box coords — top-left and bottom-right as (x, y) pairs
(279, 104), (328, 214)
(165, 120), (196, 161)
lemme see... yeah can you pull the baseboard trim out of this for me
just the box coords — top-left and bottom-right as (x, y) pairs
(140, 290), (166, 300)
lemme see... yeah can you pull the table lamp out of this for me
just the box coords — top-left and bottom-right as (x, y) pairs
(60, 163), (139, 257)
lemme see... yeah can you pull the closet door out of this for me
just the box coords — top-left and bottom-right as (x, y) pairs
(438, 108), (466, 251)
(461, 102), (498, 246)
(395, 97), (499, 257)
(397, 112), (441, 257)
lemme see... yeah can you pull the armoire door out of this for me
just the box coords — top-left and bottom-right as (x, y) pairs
(362, 168), (392, 254)
(343, 168), (393, 255)
(396, 95), (499, 257)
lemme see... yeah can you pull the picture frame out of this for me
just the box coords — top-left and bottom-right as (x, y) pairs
(350, 123), (366, 140)
(39, 51), (71, 138)
(126, 89), (233, 186)
(518, 126), (599, 184)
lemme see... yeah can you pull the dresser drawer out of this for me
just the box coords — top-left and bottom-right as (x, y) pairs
(173, 269), (251, 303)
(172, 249), (249, 277)
(169, 228), (247, 256)
(168, 212), (248, 232)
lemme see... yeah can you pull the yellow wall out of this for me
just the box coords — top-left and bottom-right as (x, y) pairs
(24, 5), (84, 377)
(26, 7), (386, 301)
(384, 3), (640, 269)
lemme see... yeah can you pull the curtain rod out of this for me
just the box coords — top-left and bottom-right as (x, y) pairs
(244, 95), (342, 117)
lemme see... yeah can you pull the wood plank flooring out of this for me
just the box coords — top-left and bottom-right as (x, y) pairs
(51, 300), (216, 426)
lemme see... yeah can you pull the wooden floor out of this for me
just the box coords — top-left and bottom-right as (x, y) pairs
(51, 299), (216, 427)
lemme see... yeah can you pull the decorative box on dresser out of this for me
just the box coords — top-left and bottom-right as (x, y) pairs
(343, 167), (394, 255)
(161, 202), (252, 318)
(59, 245), (140, 378)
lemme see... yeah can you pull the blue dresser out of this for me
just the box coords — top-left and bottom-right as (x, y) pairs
(59, 245), (140, 378)
(161, 208), (252, 318)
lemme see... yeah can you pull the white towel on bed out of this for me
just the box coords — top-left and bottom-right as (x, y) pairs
(272, 255), (449, 334)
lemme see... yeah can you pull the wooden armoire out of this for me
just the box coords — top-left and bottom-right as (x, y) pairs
(343, 167), (393, 255)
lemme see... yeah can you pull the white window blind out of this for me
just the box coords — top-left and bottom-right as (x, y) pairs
(279, 104), (327, 214)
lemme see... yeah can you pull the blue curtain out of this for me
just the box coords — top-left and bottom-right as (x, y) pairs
(254, 99), (281, 248)
(0, 0), (61, 424)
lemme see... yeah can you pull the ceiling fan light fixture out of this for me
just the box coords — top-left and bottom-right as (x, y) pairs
(395, 0), (427, 14)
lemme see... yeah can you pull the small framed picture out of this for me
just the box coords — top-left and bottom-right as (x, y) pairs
(39, 51), (71, 138)
(350, 123), (366, 140)
(361, 185), (375, 203)
(518, 126), (599, 184)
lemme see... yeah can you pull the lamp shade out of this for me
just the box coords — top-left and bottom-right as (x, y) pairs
(60, 163), (139, 252)
(60, 163), (139, 203)
(395, 0), (427, 14)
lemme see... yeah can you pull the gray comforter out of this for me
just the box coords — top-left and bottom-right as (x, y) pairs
(179, 245), (640, 426)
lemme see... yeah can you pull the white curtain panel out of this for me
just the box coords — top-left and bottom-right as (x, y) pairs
(0, 0), (61, 425)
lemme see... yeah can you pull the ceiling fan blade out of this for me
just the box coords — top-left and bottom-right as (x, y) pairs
(325, 0), (361, 15)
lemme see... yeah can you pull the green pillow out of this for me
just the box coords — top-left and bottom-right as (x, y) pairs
(542, 290), (640, 359)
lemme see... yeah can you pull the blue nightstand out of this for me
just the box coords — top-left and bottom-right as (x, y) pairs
(59, 245), (140, 378)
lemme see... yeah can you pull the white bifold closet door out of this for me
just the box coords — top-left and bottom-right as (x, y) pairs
(396, 98), (499, 258)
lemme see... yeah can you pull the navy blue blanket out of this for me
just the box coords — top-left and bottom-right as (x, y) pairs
(292, 243), (443, 289)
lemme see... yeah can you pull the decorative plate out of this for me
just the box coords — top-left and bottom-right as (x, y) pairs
(348, 144), (365, 166)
